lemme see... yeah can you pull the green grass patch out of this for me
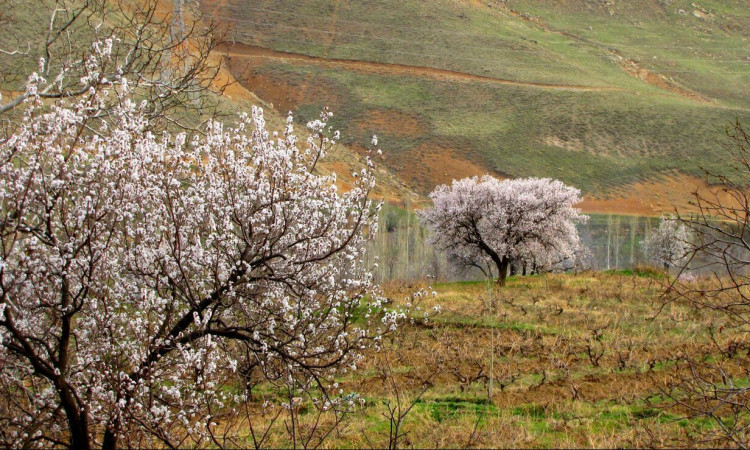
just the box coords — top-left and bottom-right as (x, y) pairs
(604, 266), (667, 279)
(416, 395), (497, 423)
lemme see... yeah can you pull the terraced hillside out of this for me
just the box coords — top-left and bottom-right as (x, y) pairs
(201, 0), (750, 214)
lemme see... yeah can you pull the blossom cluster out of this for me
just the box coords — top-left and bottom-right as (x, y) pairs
(419, 176), (588, 281)
(644, 216), (691, 268)
(0, 71), (394, 447)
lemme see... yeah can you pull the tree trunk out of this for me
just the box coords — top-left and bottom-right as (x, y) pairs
(60, 390), (90, 449)
(102, 429), (116, 450)
(475, 238), (508, 286)
(495, 257), (509, 286)
(69, 424), (91, 450)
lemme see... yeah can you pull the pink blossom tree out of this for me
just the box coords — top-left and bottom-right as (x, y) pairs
(419, 176), (587, 285)
(0, 0), (222, 124)
(0, 60), (398, 447)
(643, 216), (691, 269)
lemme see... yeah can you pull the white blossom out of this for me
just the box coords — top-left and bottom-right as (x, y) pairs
(419, 176), (587, 284)
(644, 216), (691, 268)
(0, 83), (396, 448)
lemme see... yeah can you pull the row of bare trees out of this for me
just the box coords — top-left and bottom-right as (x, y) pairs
(660, 122), (750, 448)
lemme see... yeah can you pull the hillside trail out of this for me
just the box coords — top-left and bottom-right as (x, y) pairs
(492, 3), (715, 104)
(220, 43), (622, 92)
(292, 0), (341, 104)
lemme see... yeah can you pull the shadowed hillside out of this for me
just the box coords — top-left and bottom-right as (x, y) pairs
(201, 0), (750, 215)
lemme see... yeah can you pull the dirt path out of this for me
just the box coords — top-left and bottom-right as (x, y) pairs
(293, 0), (341, 104)
(493, 3), (715, 104)
(219, 43), (622, 92)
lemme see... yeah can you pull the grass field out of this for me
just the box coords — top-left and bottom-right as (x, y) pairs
(226, 57), (743, 194)
(201, 0), (750, 207)
(232, 272), (749, 448)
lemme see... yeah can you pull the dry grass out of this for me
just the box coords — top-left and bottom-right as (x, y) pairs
(228, 272), (749, 448)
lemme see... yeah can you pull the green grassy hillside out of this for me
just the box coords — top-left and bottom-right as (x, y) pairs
(201, 0), (750, 200)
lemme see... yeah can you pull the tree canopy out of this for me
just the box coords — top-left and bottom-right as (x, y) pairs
(419, 176), (587, 285)
(0, 63), (396, 448)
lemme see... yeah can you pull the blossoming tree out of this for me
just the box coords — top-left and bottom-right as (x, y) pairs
(419, 176), (587, 285)
(0, 0), (221, 123)
(643, 216), (691, 269)
(0, 59), (397, 447)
